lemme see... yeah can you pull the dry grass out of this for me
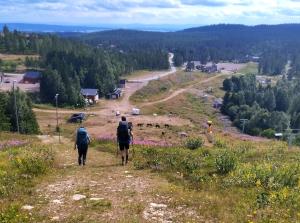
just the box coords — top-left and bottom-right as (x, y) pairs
(0, 53), (39, 61)
(130, 71), (211, 103)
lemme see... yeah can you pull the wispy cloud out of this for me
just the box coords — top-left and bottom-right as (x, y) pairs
(0, 0), (299, 25)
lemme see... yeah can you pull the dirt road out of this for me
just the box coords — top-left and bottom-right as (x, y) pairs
(140, 73), (230, 107)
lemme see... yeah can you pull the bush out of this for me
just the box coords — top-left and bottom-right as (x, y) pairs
(0, 205), (32, 223)
(11, 148), (54, 176)
(261, 129), (276, 139)
(185, 137), (204, 150)
(214, 138), (228, 149)
(215, 151), (237, 174)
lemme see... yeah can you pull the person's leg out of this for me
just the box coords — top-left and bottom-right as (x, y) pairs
(125, 144), (129, 164)
(78, 146), (83, 165)
(119, 143), (125, 165)
(82, 144), (88, 165)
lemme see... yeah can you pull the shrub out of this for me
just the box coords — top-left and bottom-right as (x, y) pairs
(185, 137), (204, 150)
(214, 138), (228, 149)
(0, 205), (32, 223)
(11, 147), (54, 176)
(215, 151), (237, 174)
(226, 163), (300, 190)
(261, 129), (276, 139)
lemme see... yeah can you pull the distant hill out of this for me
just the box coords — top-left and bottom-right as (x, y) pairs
(0, 23), (191, 33)
(0, 23), (110, 33)
(73, 23), (300, 77)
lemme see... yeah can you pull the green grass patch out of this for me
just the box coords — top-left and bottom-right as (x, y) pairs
(238, 62), (258, 75)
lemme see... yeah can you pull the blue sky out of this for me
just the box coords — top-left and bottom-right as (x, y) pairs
(0, 0), (300, 26)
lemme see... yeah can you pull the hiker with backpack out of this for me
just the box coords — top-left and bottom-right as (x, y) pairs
(117, 116), (132, 165)
(74, 124), (91, 166)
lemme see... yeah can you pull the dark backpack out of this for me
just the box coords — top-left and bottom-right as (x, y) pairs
(117, 122), (130, 143)
(77, 128), (89, 145)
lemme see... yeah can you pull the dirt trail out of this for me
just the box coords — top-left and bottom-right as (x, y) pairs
(141, 73), (229, 107)
(28, 140), (203, 222)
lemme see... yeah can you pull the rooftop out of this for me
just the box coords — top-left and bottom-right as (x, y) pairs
(24, 71), (41, 79)
(80, 88), (98, 96)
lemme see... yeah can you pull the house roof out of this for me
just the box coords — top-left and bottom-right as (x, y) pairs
(80, 88), (98, 96)
(24, 71), (41, 79)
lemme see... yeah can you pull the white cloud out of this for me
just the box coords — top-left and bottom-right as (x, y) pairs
(0, 0), (300, 25)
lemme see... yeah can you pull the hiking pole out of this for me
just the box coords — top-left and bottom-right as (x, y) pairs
(132, 136), (135, 160)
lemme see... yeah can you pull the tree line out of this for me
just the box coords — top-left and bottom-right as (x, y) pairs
(75, 24), (300, 78)
(0, 90), (39, 134)
(221, 74), (300, 138)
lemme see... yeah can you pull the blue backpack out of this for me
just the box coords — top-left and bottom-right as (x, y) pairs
(77, 128), (89, 145)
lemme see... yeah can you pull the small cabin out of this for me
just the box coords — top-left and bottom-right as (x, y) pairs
(106, 88), (122, 100)
(80, 88), (99, 103)
(119, 79), (126, 88)
(23, 71), (41, 84)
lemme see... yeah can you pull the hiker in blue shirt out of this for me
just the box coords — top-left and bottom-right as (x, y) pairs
(75, 125), (91, 166)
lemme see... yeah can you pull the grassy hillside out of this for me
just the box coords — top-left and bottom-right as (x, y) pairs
(1, 128), (300, 222)
(95, 138), (299, 222)
(130, 71), (211, 103)
(0, 132), (54, 222)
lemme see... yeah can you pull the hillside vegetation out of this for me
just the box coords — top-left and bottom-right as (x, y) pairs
(76, 24), (300, 78)
(221, 74), (300, 138)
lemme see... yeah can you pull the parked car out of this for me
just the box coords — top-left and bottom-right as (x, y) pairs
(68, 113), (86, 123)
(4, 79), (10, 83)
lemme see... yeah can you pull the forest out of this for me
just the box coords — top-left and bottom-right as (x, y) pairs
(221, 74), (300, 138)
(75, 24), (300, 78)
(0, 26), (169, 106)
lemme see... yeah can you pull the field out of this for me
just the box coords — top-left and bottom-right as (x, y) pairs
(130, 71), (212, 103)
(0, 53), (39, 72)
(238, 62), (259, 75)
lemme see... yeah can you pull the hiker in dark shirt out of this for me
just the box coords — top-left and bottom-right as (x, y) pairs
(117, 116), (132, 165)
(75, 125), (91, 166)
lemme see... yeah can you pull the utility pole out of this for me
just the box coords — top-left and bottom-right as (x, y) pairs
(13, 80), (20, 133)
(285, 128), (300, 149)
(240, 119), (248, 134)
(55, 93), (61, 143)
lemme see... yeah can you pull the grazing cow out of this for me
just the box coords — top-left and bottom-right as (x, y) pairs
(147, 123), (153, 127)
(164, 124), (170, 128)
(161, 131), (165, 136)
(137, 123), (144, 127)
(155, 124), (160, 128)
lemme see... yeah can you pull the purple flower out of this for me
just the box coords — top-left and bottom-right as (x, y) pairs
(0, 140), (27, 151)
